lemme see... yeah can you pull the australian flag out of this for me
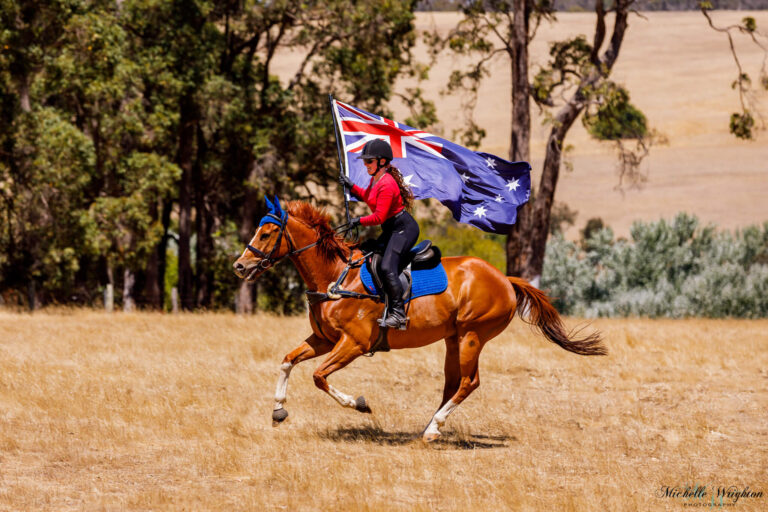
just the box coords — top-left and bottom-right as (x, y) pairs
(331, 99), (531, 234)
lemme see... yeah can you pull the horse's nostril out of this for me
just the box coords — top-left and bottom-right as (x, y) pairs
(234, 262), (244, 271)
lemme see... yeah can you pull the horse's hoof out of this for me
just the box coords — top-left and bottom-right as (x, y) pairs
(355, 396), (372, 414)
(422, 432), (441, 443)
(272, 408), (288, 427)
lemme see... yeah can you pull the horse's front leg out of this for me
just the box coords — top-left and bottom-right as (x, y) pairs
(312, 334), (372, 413)
(272, 333), (334, 426)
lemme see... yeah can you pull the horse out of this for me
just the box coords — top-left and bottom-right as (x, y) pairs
(233, 198), (606, 442)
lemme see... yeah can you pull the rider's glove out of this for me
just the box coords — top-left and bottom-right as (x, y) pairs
(339, 174), (354, 188)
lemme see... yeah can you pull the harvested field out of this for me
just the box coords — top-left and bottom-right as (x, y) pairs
(1, 311), (766, 510)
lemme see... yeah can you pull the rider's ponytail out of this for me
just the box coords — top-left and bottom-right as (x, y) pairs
(387, 165), (414, 211)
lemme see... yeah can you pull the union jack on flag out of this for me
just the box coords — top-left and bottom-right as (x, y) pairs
(331, 98), (531, 234)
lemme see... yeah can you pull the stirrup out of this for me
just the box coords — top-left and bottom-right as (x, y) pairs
(364, 326), (391, 357)
(377, 312), (407, 330)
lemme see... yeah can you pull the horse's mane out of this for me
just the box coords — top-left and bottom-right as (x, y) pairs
(286, 201), (354, 261)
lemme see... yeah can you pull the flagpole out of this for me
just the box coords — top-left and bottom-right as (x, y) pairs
(329, 94), (351, 224)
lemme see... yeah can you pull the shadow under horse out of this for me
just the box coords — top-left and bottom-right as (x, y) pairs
(233, 199), (606, 442)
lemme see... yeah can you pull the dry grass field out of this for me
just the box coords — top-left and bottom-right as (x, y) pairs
(1, 310), (766, 511)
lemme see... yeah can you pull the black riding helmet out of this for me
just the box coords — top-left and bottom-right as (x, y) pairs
(358, 139), (393, 161)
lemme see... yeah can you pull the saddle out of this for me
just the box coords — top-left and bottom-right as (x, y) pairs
(365, 240), (442, 301)
(360, 240), (445, 356)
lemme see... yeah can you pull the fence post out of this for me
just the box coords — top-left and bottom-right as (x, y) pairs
(171, 287), (179, 313)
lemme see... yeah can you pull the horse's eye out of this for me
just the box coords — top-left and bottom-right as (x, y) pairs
(260, 232), (271, 240)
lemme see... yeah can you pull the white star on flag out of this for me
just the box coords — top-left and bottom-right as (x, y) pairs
(403, 174), (415, 186)
(485, 157), (496, 169)
(460, 173), (470, 183)
(494, 195), (504, 203)
(473, 205), (488, 218)
(506, 178), (520, 192)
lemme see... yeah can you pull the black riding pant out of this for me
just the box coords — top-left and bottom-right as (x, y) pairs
(376, 211), (420, 304)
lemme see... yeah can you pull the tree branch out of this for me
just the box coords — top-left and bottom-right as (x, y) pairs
(591, 0), (606, 66)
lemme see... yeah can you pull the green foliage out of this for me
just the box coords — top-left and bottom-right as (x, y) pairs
(583, 84), (648, 141)
(542, 214), (768, 318)
(742, 16), (756, 33)
(533, 36), (594, 107)
(702, 8), (767, 141)
(580, 217), (604, 246)
(729, 111), (754, 140)
(0, 0), (429, 310)
(1, 107), (95, 294)
(86, 152), (180, 267)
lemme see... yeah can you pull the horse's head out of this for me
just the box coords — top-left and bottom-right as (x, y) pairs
(233, 196), (291, 281)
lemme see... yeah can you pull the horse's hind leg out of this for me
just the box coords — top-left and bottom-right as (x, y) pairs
(272, 333), (333, 426)
(423, 330), (484, 442)
(312, 334), (371, 413)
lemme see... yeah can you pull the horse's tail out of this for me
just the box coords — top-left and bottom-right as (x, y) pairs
(507, 277), (607, 356)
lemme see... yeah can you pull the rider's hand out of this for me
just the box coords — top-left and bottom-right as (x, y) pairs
(339, 174), (354, 188)
(349, 216), (361, 227)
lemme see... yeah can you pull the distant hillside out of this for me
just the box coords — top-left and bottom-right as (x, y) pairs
(418, 0), (768, 11)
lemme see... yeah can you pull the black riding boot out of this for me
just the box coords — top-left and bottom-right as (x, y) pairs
(380, 271), (407, 330)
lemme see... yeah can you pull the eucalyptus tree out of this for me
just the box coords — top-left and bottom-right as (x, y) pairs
(48, 6), (180, 310)
(432, 0), (660, 285)
(0, 0), (432, 310)
(0, 0), (96, 306)
(121, 0), (431, 311)
(434, 1), (767, 286)
(700, 3), (768, 140)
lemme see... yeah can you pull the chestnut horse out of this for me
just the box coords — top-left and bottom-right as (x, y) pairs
(233, 199), (606, 442)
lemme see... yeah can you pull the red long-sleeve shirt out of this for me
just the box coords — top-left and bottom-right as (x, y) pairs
(350, 173), (404, 226)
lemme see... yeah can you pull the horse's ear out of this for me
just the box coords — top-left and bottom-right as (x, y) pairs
(273, 196), (284, 217)
(265, 195), (275, 214)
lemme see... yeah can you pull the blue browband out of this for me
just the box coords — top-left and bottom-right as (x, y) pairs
(259, 211), (286, 228)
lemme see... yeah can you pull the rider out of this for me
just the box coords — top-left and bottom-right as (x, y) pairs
(340, 139), (419, 330)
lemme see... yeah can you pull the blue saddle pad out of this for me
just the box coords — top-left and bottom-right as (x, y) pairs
(360, 261), (448, 303)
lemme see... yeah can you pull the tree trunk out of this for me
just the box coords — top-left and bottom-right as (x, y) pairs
(144, 201), (163, 309)
(27, 279), (37, 311)
(177, 92), (196, 310)
(18, 77), (31, 113)
(236, 158), (261, 314)
(236, 280), (256, 314)
(506, 0), (631, 283)
(123, 267), (136, 312)
(158, 199), (173, 309)
(506, 0), (533, 279)
(509, 0), (531, 164)
(194, 125), (213, 308)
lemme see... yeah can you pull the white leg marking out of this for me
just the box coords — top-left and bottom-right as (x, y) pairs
(273, 362), (293, 411)
(423, 399), (459, 437)
(327, 385), (357, 409)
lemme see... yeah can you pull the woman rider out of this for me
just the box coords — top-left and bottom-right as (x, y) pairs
(340, 139), (419, 330)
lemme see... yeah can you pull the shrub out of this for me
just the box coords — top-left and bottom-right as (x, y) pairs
(542, 214), (768, 318)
